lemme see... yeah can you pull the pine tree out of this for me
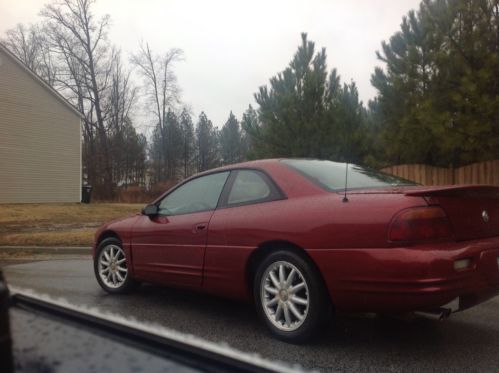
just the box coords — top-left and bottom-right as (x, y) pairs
(371, 0), (499, 167)
(240, 105), (258, 159)
(250, 33), (366, 161)
(110, 118), (147, 187)
(196, 112), (220, 171)
(220, 111), (242, 165)
(164, 109), (183, 180)
(149, 122), (164, 184)
(179, 108), (196, 178)
(148, 109), (183, 182)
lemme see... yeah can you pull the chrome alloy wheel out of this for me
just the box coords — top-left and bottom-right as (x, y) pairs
(260, 260), (310, 331)
(98, 244), (128, 289)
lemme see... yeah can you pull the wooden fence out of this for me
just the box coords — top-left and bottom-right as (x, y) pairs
(381, 160), (499, 186)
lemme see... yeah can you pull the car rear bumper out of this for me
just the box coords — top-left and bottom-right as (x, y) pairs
(308, 237), (499, 313)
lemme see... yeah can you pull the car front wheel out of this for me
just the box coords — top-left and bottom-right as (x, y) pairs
(94, 238), (135, 294)
(254, 250), (330, 343)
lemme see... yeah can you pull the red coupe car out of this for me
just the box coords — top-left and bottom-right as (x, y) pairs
(93, 159), (499, 342)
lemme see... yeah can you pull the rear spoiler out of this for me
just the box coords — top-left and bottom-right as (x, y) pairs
(404, 185), (499, 198)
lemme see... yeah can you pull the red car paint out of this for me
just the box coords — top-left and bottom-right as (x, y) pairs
(94, 159), (499, 313)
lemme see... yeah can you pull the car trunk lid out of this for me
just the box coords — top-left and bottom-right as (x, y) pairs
(404, 185), (499, 241)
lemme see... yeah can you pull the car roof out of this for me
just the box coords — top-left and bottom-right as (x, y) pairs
(152, 158), (329, 203)
(196, 158), (284, 175)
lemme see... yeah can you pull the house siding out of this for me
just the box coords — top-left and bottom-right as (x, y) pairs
(0, 48), (81, 203)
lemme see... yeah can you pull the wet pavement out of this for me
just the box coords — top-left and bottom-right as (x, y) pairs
(4, 259), (499, 372)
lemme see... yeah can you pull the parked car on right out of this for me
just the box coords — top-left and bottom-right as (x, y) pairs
(93, 159), (499, 343)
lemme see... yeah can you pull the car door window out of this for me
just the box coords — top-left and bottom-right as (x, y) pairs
(158, 172), (229, 215)
(227, 170), (272, 205)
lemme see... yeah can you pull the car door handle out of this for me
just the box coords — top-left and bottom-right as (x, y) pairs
(195, 223), (207, 232)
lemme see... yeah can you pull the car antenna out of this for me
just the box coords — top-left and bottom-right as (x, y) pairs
(342, 161), (349, 203)
(342, 123), (351, 203)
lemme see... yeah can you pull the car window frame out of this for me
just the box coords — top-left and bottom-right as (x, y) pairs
(155, 171), (231, 216)
(217, 168), (286, 209)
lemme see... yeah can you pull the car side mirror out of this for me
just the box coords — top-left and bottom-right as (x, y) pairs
(142, 204), (159, 217)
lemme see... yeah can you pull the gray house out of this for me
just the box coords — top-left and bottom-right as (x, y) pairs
(0, 43), (82, 203)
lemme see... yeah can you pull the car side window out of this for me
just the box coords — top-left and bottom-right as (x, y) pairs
(227, 170), (273, 206)
(158, 171), (229, 215)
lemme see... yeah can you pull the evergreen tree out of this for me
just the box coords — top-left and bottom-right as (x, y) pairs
(333, 81), (368, 163)
(250, 33), (366, 161)
(148, 108), (183, 182)
(110, 118), (147, 187)
(149, 122), (164, 184)
(371, 0), (499, 167)
(220, 111), (243, 165)
(240, 105), (259, 159)
(164, 109), (183, 180)
(196, 112), (220, 171)
(179, 108), (196, 178)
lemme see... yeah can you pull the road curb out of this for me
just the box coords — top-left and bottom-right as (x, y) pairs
(0, 246), (92, 255)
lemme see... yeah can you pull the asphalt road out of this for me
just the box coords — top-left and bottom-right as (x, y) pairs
(3, 259), (499, 372)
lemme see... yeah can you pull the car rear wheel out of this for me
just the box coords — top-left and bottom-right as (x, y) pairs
(94, 238), (136, 294)
(254, 250), (330, 343)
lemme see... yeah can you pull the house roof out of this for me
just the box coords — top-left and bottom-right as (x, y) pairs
(0, 42), (83, 119)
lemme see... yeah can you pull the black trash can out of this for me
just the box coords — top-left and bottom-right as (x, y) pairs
(81, 185), (93, 204)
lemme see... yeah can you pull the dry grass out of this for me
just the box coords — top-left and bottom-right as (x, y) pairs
(1, 229), (96, 246)
(0, 203), (143, 247)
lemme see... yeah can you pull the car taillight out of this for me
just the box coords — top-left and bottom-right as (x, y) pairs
(388, 206), (453, 243)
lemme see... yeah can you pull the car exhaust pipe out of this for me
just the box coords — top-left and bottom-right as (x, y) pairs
(414, 308), (452, 321)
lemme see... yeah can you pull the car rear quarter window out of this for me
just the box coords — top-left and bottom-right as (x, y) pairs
(228, 170), (272, 205)
(219, 169), (284, 208)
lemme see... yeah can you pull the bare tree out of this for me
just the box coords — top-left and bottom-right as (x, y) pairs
(3, 24), (40, 71)
(105, 53), (137, 133)
(131, 42), (183, 183)
(131, 42), (183, 127)
(41, 0), (115, 197)
(104, 53), (146, 188)
(2, 24), (57, 85)
(2, 0), (148, 199)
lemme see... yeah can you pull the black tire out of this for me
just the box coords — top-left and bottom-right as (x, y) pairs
(253, 250), (331, 343)
(94, 237), (136, 294)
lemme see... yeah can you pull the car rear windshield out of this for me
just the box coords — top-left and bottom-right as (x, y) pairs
(282, 159), (417, 191)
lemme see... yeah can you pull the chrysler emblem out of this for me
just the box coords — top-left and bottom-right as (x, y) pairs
(482, 210), (489, 223)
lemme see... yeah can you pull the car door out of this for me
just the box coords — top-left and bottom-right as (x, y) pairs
(132, 171), (230, 288)
(204, 169), (286, 297)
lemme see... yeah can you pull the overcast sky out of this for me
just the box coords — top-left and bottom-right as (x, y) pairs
(1, 0), (421, 131)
